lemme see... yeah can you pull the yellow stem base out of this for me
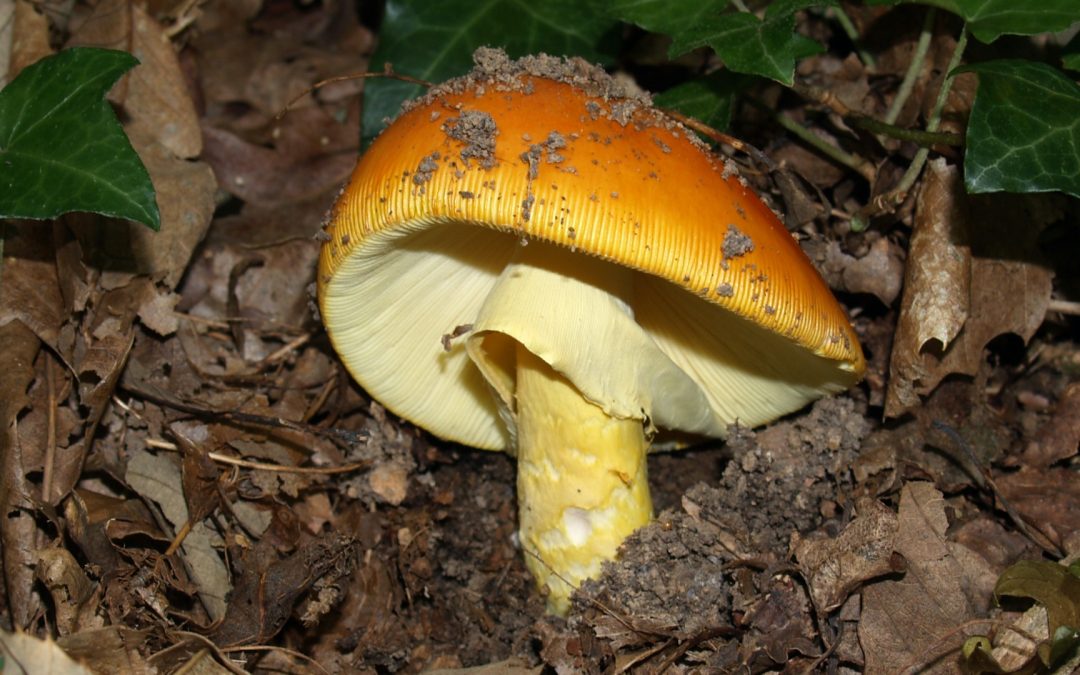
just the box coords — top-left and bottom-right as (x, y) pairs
(514, 344), (651, 615)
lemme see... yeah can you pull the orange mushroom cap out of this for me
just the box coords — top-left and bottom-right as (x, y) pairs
(318, 50), (865, 451)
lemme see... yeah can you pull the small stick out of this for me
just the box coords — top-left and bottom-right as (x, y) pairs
(145, 437), (370, 476)
(659, 108), (778, 172)
(277, 65), (433, 119)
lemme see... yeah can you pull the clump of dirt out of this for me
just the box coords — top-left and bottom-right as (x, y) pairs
(399, 47), (719, 160)
(573, 488), (734, 637)
(557, 395), (870, 668)
(722, 224), (755, 260)
(408, 46), (646, 114)
(580, 396), (869, 608)
(441, 110), (499, 169)
(718, 395), (871, 553)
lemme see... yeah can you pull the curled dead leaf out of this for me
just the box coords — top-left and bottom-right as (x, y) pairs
(886, 160), (1056, 417)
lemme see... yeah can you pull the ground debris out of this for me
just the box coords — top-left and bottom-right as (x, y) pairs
(3, 2), (1079, 672)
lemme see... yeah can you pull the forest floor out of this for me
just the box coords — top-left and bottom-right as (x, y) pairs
(1, 1), (1078, 673)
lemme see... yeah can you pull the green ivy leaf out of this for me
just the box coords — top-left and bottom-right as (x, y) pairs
(361, 0), (620, 145)
(607, 0), (833, 85)
(995, 559), (1080, 665)
(687, 0), (831, 85)
(601, 0), (728, 54)
(958, 60), (1080, 199)
(652, 71), (749, 132)
(0, 48), (159, 229)
(864, 0), (1080, 43)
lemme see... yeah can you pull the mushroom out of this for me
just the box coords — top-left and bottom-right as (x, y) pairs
(318, 49), (865, 615)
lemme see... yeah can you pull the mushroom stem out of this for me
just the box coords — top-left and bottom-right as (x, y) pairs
(515, 343), (652, 615)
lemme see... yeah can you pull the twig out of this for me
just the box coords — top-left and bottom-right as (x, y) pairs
(847, 115), (962, 146)
(258, 332), (311, 367)
(791, 82), (963, 147)
(659, 107), (777, 171)
(886, 8), (937, 125)
(1048, 298), (1080, 316)
(277, 65), (433, 119)
(144, 437), (370, 476)
(222, 644), (332, 675)
(855, 24), (969, 226)
(118, 382), (368, 447)
(749, 97), (877, 182)
(828, 6), (875, 68)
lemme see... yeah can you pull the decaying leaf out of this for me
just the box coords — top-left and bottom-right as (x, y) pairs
(1013, 382), (1080, 469)
(995, 468), (1080, 552)
(886, 159), (971, 417)
(859, 482), (998, 673)
(67, 0), (202, 158)
(56, 626), (152, 675)
(886, 159), (1057, 417)
(0, 222), (66, 348)
(793, 497), (899, 612)
(0, 629), (94, 675)
(4, 0), (51, 83)
(35, 547), (102, 636)
(0, 320), (43, 628)
(124, 447), (230, 621)
(208, 532), (359, 646)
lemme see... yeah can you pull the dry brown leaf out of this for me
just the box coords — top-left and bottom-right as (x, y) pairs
(1014, 382), (1080, 469)
(0, 0), (11, 82)
(69, 131), (216, 290)
(67, 0), (202, 158)
(0, 223), (66, 348)
(859, 482), (998, 674)
(741, 575), (818, 667)
(35, 547), (103, 636)
(194, 2), (370, 125)
(840, 237), (904, 306)
(201, 122), (357, 207)
(125, 447), (230, 620)
(0, 320), (43, 628)
(15, 363), (80, 498)
(208, 532), (359, 646)
(59, 278), (151, 502)
(3, 0), (51, 83)
(0, 629), (94, 675)
(136, 289), (180, 337)
(792, 497), (899, 612)
(804, 236), (905, 306)
(56, 627), (153, 675)
(64, 490), (139, 577)
(886, 159), (970, 416)
(995, 468), (1080, 550)
(886, 160), (1056, 417)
